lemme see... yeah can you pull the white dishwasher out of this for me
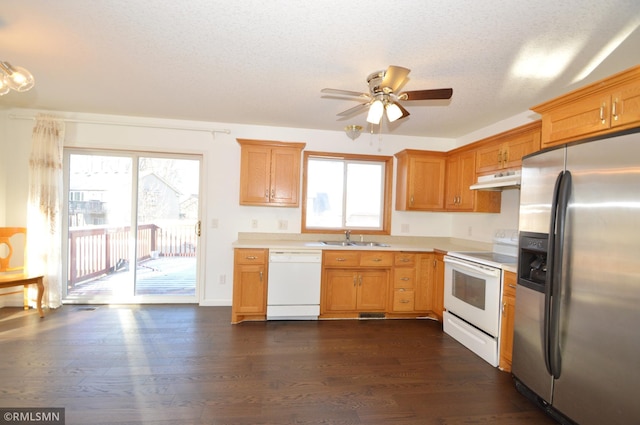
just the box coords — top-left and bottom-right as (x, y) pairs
(267, 249), (322, 320)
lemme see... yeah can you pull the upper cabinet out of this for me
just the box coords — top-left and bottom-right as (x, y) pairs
(475, 121), (541, 175)
(237, 139), (306, 207)
(395, 150), (446, 211)
(445, 149), (501, 212)
(532, 65), (640, 148)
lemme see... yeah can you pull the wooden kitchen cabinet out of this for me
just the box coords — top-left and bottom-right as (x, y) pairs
(231, 248), (268, 323)
(395, 149), (446, 211)
(499, 270), (517, 372)
(445, 149), (501, 212)
(475, 121), (541, 175)
(432, 251), (445, 322)
(237, 139), (306, 207)
(321, 250), (392, 317)
(532, 65), (640, 148)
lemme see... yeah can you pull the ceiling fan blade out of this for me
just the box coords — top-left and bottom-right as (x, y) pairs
(321, 88), (369, 97)
(395, 102), (410, 120)
(337, 102), (371, 117)
(381, 66), (410, 92)
(401, 88), (453, 101)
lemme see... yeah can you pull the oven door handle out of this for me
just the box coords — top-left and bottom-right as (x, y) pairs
(444, 257), (501, 277)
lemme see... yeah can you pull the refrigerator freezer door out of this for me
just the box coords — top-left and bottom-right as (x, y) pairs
(518, 147), (565, 234)
(512, 284), (553, 403)
(551, 131), (640, 425)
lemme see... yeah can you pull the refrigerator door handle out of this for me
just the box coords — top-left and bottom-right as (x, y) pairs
(544, 171), (563, 377)
(545, 170), (572, 379)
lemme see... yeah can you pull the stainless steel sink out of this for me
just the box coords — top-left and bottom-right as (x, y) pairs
(320, 241), (390, 247)
(320, 241), (352, 246)
(348, 241), (390, 247)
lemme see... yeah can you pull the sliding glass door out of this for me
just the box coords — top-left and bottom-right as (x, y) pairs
(63, 150), (201, 303)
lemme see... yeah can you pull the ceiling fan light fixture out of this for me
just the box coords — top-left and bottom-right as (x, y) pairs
(344, 124), (363, 140)
(0, 61), (35, 93)
(367, 99), (384, 124)
(385, 102), (403, 122)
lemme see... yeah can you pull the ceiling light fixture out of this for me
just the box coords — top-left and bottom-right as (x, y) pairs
(0, 61), (35, 95)
(344, 124), (363, 140)
(385, 102), (403, 122)
(366, 99), (384, 124)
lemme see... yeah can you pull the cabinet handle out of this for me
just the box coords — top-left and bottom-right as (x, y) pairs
(400, 277), (410, 281)
(353, 276), (357, 287)
(612, 99), (619, 121)
(503, 149), (508, 166)
(508, 284), (516, 289)
(265, 189), (269, 199)
(400, 257), (411, 262)
(410, 195), (414, 206)
(245, 256), (258, 260)
(502, 302), (506, 314)
(271, 189), (275, 198)
(400, 299), (410, 304)
(259, 271), (263, 281)
(600, 103), (606, 124)
(336, 258), (347, 262)
(359, 275), (363, 286)
(399, 288), (406, 292)
(497, 151), (502, 164)
(372, 258), (382, 262)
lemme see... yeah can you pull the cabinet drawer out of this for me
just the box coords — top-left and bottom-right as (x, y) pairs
(394, 252), (416, 267)
(360, 251), (393, 267)
(503, 271), (517, 297)
(393, 268), (415, 289)
(323, 251), (360, 267)
(393, 290), (415, 311)
(234, 249), (267, 264)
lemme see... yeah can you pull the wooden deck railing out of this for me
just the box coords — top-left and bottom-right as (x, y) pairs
(68, 223), (197, 287)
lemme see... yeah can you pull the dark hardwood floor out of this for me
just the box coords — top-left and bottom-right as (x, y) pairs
(0, 306), (556, 425)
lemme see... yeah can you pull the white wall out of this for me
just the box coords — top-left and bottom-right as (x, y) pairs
(0, 107), (532, 306)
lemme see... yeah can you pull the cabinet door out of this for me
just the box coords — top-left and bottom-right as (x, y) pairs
(324, 269), (358, 312)
(414, 253), (434, 311)
(239, 145), (271, 205)
(540, 92), (610, 148)
(503, 131), (541, 170)
(269, 147), (301, 206)
(499, 294), (516, 372)
(408, 155), (445, 210)
(444, 155), (460, 209)
(432, 253), (445, 321)
(475, 141), (503, 175)
(357, 270), (388, 311)
(611, 80), (640, 129)
(456, 151), (477, 210)
(233, 264), (266, 314)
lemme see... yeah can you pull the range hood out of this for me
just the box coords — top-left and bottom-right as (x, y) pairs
(470, 170), (521, 191)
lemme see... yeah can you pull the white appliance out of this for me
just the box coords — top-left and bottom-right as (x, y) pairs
(443, 234), (517, 367)
(267, 249), (322, 320)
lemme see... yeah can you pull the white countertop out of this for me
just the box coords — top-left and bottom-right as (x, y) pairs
(232, 233), (494, 254)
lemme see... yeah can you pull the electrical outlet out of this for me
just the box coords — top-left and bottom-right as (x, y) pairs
(251, 219), (258, 229)
(219, 274), (226, 285)
(401, 223), (410, 233)
(468, 226), (473, 236)
(278, 219), (288, 230)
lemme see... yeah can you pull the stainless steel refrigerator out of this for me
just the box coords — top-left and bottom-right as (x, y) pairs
(512, 129), (640, 425)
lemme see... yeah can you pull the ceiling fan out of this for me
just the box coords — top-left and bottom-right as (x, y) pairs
(321, 65), (453, 125)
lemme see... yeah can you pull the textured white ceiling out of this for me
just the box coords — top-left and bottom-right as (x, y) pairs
(1, 0), (639, 138)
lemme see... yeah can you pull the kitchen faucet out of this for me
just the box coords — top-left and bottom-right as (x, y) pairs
(345, 230), (351, 242)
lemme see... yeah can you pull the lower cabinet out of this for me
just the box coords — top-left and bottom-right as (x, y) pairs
(499, 270), (517, 372)
(321, 250), (392, 317)
(231, 248), (268, 323)
(432, 252), (445, 322)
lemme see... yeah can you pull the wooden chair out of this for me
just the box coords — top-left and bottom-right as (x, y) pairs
(0, 227), (45, 317)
